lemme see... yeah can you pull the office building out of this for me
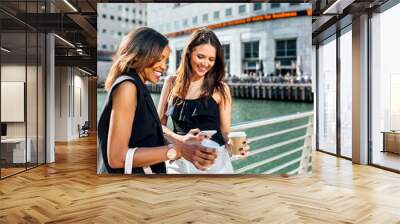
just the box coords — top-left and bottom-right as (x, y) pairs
(148, 3), (312, 77)
(97, 3), (147, 52)
(97, 3), (147, 85)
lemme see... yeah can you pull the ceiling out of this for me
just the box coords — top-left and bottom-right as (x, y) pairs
(0, 0), (104, 74)
(311, 0), (391, 44)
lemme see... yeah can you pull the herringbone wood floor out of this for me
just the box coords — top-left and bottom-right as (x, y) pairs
(1, 134), (400, 224)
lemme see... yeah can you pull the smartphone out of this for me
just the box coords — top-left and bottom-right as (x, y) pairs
(199, 130), (217, 138)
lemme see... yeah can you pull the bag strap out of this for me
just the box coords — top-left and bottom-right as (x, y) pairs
(124, 148), (137, 174)
(124, 147), (153, 175)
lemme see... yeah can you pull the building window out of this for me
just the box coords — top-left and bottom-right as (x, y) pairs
(118, 5), (122, 11)
(202, 13), (208, 23)
(192, 16), (198, 25)
(254, 3), (262, 11)
(213, 11), (220, 20)
(132, 8), (136, 13)
(125, 7), (129, 12)
(225, 8), (232, 16)
(102, 14), (107, 19)
(125, 18), (129, 22)
(243, 41), (260, 74)
(138, 20), (143, 25)
(222, 44), (230, 75)
(370, 6), (400, 171)
(275, 39), (297, 75)
(102, 44), (107, 50)
(290, 3), (300, 6)
(110, 15), (114, 20)
(118, 32), (122, 36)
(132, 19), (136, 24)
(117, 17), (122, 21)
(239, 5), (246, 14)
(317, 38), (337, 155)
(165, 58), (170, 74)
(271, 3), (280, 8)
(139, 10), (142, 15)
(102, 29), (107, 33)
(176, 49), (183, 69)
(244, 41), (259, 58)
(339, 31), (352, 158)
(183, 19), (188, 27)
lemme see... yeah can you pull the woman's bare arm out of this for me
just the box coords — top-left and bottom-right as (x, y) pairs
(108, 81), (171, 168)
(215, 83), (232, 142)
(157, 75), (185, 143)
(108, 81), (218, 170)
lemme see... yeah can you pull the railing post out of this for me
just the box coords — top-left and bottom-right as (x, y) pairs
(298, 115), (313, 175)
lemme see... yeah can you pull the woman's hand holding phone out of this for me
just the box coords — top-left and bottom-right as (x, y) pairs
(174, 142), (217, 170)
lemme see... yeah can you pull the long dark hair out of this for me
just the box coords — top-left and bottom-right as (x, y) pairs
(105, 27), (168, 91)
(171, 28), (227, 103)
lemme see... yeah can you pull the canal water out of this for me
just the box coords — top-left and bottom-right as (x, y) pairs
(97, 89), (314, 174)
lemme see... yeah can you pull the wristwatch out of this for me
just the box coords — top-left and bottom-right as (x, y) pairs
(166, 144), (177, 160)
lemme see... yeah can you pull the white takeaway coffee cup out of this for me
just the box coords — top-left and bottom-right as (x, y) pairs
(227, 131), (247, 158)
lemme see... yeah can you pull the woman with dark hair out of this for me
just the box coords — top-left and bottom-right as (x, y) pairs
(98, 27), (217, 174)
(158, 28), (249, 174)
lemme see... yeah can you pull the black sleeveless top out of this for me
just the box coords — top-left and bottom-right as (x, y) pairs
(98, 70), (166, 174)
(170, 97), (226, 146)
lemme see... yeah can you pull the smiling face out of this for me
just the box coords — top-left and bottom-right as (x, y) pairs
(189, 44), (216, 79)
(142, 46), (170, 84)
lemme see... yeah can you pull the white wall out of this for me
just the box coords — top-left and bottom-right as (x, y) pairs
(54, 67), (89, 141)
(1, 65), (26, 149)
(1, 65), (29, 138)
(55, 66), (68, 141)
(1, 63), (46, 164)
(1, 64), (37, 137)
(73, 73), (89, 138)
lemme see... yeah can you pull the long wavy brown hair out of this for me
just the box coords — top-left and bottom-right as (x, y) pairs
(171, 28), (228, 104)
(105, 27), (168, 91)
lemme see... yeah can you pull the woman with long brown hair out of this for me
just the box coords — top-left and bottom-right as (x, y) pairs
(98, 27), (217, 174)
(158, 28), (249, 174)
